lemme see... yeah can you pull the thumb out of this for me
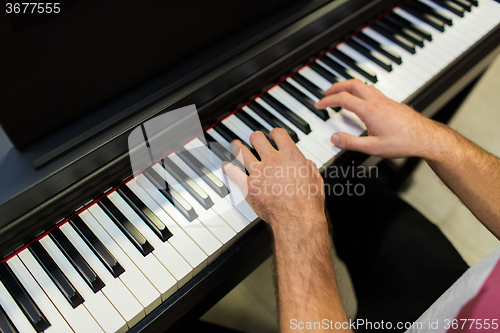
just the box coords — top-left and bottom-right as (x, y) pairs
(331, 132), (378, 154)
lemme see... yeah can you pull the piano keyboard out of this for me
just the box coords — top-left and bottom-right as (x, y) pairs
(1, 0), (499, 331)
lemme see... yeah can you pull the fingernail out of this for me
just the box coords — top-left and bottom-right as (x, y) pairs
(332, 134), (339, 146)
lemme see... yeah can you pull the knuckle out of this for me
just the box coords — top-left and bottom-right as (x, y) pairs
(337, 91), (349, 104)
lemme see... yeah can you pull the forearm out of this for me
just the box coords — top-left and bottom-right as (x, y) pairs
(273, 214), (351, 332)
(423, 122), (500, 238)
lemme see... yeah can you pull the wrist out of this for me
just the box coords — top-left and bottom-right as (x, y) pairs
(419, 121), (459, 163)
(271, 211), (329, 246)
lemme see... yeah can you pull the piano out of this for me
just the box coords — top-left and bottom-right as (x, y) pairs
(1, 0), (499, 331)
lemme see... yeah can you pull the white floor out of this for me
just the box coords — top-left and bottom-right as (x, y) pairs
(200, 54), (500, 332)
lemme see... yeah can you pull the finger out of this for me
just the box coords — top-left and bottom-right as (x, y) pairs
(315, 91), (371, 121)
(331, 132), (379, 155)
(249, 131), (276, 159)
(222, 161), (248, 195)
(268, 128), (296, 152)
(324, 79), (375, 100)
(230, 139), (258, 170)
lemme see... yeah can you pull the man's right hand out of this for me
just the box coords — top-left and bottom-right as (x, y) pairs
(315, 79), (452, 161)
(316, 79), (500, 240)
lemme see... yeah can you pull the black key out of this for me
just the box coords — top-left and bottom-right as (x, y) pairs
(377, 19), (425, 47)
(0, 263), (50, 332)
(330, 49), (378, 83)
(293, 74), (341, 112)
(355, 33), (402, 64)
(98, 196), (154, 256)
(346, 39), (393, 72)
(431, 0), (465, 16)
(386, 12), (433, 41)
(279, 81), (330, 120)
(402, 4), (446, 31)
(449, 0), (472, 11)
(293, 74), (325, 99)
(233, 111), (279, 149)
(371, 24), (417, 54)
(50, 228), (105, 293)
(176, 146), (229, 197)
(203, 132), (250, 175)
(260, 94), (312, 133)
(144, 168), (198, 222)
(163, 157), (214, 209)
(69, 215), (125, 278)
(235, 109), (272, 136)
(0, 304), (18, 333)
(466, 0), (478, 7)
(204, 132), (236, 163)
(410, 0), (453, 25)
(308, 62), (341, 84)
(205, 132), (250, 175)
(319, 55), (355, 79)
(118, 185), (173, 241)
(213, 123), (257, 158)
(247, 101), (301, 140)
(28, 242), (84, 309)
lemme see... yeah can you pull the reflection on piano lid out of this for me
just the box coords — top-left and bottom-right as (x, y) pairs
(0, 0), (500, 331)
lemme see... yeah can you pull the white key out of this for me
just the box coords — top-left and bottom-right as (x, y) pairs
(170, 153), (251, 233)
(88, 205), (177, 301)
(0, 277), (37, 333)
(108, 190), (192, 287)
(79, 210), (161, 314)
(151, 164), (236, 250)
(135, 174), (222, 264)
(60, 223), (145, 328)
(7, 256), (74, 333)
(39, 237), (127, 333)
(126, 179), (208, 275)
(18, 250), (104, 333)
